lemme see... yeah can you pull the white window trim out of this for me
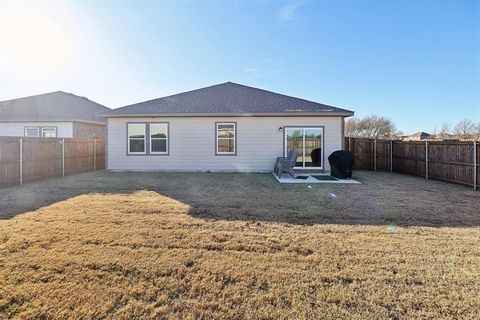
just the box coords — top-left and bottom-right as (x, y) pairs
(216, 122), (236, 155)
(24, 126), (40, 137)
(41, 127), (57, 137)
(127, 123), (147, 155)
(284, 127), (324, 170)
(150, 123), (169, 155)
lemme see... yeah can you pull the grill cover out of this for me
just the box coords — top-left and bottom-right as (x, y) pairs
(310, 148), (322, 166)
(328, 150), (354, 179)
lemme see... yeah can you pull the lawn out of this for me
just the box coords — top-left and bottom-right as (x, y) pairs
(0, 171), (479, 319)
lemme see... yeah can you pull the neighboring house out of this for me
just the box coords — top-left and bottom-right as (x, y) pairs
(437, 133), (454, 140)
(403, 131), (432, 141)
(101, 82), (354, 172)
(0, 91), (110, 138)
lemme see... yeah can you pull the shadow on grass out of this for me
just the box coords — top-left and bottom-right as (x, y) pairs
(1, 171), (479, 227)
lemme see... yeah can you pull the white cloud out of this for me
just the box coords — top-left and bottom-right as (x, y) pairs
(277, 1), (304, 22)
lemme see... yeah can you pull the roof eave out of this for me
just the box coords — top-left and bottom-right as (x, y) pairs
(100, 111), (355, 118)
(0, 119), (106, 125)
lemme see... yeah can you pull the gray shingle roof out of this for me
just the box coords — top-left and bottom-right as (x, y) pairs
(0, 91), (110, 123)
(101, 82), (354, 117)
(409, 132), (432, 139)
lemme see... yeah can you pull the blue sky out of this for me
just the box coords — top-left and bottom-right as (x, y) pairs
(0, 0), (478, 134)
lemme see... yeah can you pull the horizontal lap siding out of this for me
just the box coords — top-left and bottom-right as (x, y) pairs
(107, 117), (343, 172)
(0, 122), (74, 138)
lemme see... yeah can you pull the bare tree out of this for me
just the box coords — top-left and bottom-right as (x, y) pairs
(345, 118), (361, 137)
(453, 118), (475, 139)
(345, 115), (399, 139)
(474, 121), (480, 140)
(438, 122), (451, 139)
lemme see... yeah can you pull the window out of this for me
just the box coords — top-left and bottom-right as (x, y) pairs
(150, 123), (168, 154)
(216, 122), (236, 155)
(41, 127), (57, 137)
(24, 126), (56, 137)
(24, 127), (40, 137)
(128, 123), (146, 154)
(285, 127), (323, 168)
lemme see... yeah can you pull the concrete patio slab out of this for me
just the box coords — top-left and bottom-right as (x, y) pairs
(273, 172), (361, 184)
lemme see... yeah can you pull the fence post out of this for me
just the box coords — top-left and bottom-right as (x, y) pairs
(348, 137), (351, 152)
(390, 140), (393, 173)
(62, 138), (65, 177)
(474, 141), (477, 191)
(93, 139), (96, 171)
(374, 139), (377, 171)
(19, 138), (23, 185)
(425, 140), (429, 180)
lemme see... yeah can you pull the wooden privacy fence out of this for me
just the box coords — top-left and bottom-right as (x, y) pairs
(345, 137), (479, 190)
(0, 137), (105, 187)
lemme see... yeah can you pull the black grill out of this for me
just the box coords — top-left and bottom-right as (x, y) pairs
(328, 150), (354, 179)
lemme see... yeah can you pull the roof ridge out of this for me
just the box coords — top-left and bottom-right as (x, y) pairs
(223, 82), (343, 111)
(113, 81), (350, 113)
(1, 92), (109, 111)
(0, 91), (67, 103)
(101, 82), (354, 117)
(0, 91), (110, 123)
(113, 82), (233, 111)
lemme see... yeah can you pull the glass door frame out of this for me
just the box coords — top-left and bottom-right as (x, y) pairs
(283, 126), (325, 170)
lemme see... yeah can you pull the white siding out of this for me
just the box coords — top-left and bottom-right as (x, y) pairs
(0, 122), (74, 138)
(108, 117), (343, 172)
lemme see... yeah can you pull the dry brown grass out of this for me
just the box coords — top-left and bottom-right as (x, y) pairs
(0, 171), (479, 319)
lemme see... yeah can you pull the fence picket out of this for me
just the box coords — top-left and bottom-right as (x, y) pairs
(425, 140), (428, 180)
(0, 137), (105, 187)
(19, 138), (23, 185)
(345, 137), (479, 190)
(474, 141), (477, 191)
(62, 138), (65, 177)
(390, 140), (393, 173)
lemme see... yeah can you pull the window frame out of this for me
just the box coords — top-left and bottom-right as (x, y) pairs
(24, 126), (40, 137)
(149, 122), (169, 155)
(127, 123), (147, 155)
(283, 126), (325, 170)
(215, 122), (237, 156)
(41, 126), (57, 138)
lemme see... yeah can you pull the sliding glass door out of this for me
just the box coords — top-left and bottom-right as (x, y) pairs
(285, 127), (323, 169)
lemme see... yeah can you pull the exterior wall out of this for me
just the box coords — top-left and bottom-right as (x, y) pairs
(0, 122), (73, 138)
(73, 122), (106, 139)
(107, 116), (344, 172)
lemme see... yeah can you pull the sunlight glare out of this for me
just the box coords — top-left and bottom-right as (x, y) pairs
(0, 4), (72, 69)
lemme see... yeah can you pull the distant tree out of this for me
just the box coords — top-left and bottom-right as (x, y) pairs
(475, 121), (480, 140)
(345, 115), (400, 139)
(453, 119), (475, 139)
(438, 122), (451, 139)
(345, 118), (361, 137)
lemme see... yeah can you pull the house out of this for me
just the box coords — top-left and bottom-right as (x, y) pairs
(403, 131), (432, 141)
(101, 82), (354, 172)
(0, 91), (110, 138)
